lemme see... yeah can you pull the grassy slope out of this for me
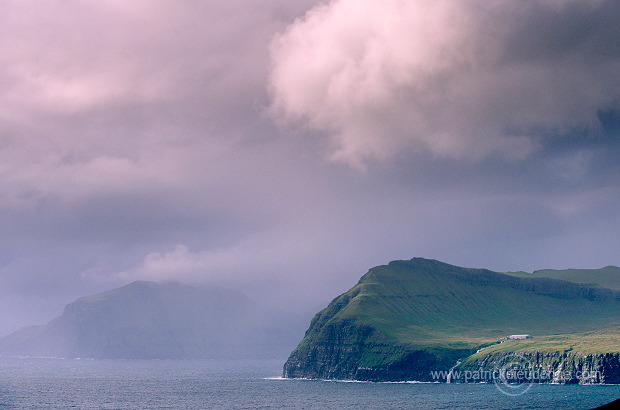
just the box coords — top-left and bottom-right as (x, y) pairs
(461, 327), (620, 366)
(472, 267), (620, 357)
(305, 259), (620, 354)
(505, 266), (620, 290)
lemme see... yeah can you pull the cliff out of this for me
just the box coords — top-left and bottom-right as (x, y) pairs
(454, 351), (620, 384)
(284, 317), (474, 381)
(0, 281), (289, 359)
(284, 258), (620, 382)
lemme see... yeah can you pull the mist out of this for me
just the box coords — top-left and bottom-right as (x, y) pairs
(1, 0), (619, 343)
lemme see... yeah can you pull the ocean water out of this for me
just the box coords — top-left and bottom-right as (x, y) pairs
(0, 357), (618, 409)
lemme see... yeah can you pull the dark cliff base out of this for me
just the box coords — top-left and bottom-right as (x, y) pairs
(285, 349), (620, 384)
(282, 319), (476, 382)
(453, 352), (620, 384)
(284, 344), (474, 382)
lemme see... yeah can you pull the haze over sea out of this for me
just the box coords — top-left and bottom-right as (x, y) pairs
(0, 357), (617, 409)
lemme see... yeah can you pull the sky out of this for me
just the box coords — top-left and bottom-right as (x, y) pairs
(1, 0), (619, 337)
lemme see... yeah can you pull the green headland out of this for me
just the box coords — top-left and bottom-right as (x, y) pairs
(284, 258), (620, 382)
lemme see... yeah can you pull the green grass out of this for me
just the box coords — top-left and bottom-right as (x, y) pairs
(462, 327), (620, 361)
(295, 258), (620, 362)
(505, 266), (620, 290)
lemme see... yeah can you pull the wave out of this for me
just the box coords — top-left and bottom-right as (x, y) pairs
(265, 377), (441, 384)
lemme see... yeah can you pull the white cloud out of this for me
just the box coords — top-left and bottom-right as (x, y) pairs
(269, 0), (620, 168)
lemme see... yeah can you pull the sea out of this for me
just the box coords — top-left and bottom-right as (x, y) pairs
(0, 357), (618, 409)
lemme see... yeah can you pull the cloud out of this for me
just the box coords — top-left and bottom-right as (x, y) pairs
(1, 0), (619, 342)
(269, 0), (620, 168)
(0, 0), (316, 206)
(0, 0), (320, 334)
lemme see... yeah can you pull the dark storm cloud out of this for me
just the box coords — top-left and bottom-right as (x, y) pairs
(500, 0), (620, 63)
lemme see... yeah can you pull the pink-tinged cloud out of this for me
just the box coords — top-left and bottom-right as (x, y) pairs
(269, 0), (620, 168)
(0, 0), (309, 206)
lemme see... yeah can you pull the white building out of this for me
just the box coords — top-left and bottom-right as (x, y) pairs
(507, 334), (532, 340)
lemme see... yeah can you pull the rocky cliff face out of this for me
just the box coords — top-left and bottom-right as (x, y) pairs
(454, 351), (620, 384)
(283, 318), (473, 381)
